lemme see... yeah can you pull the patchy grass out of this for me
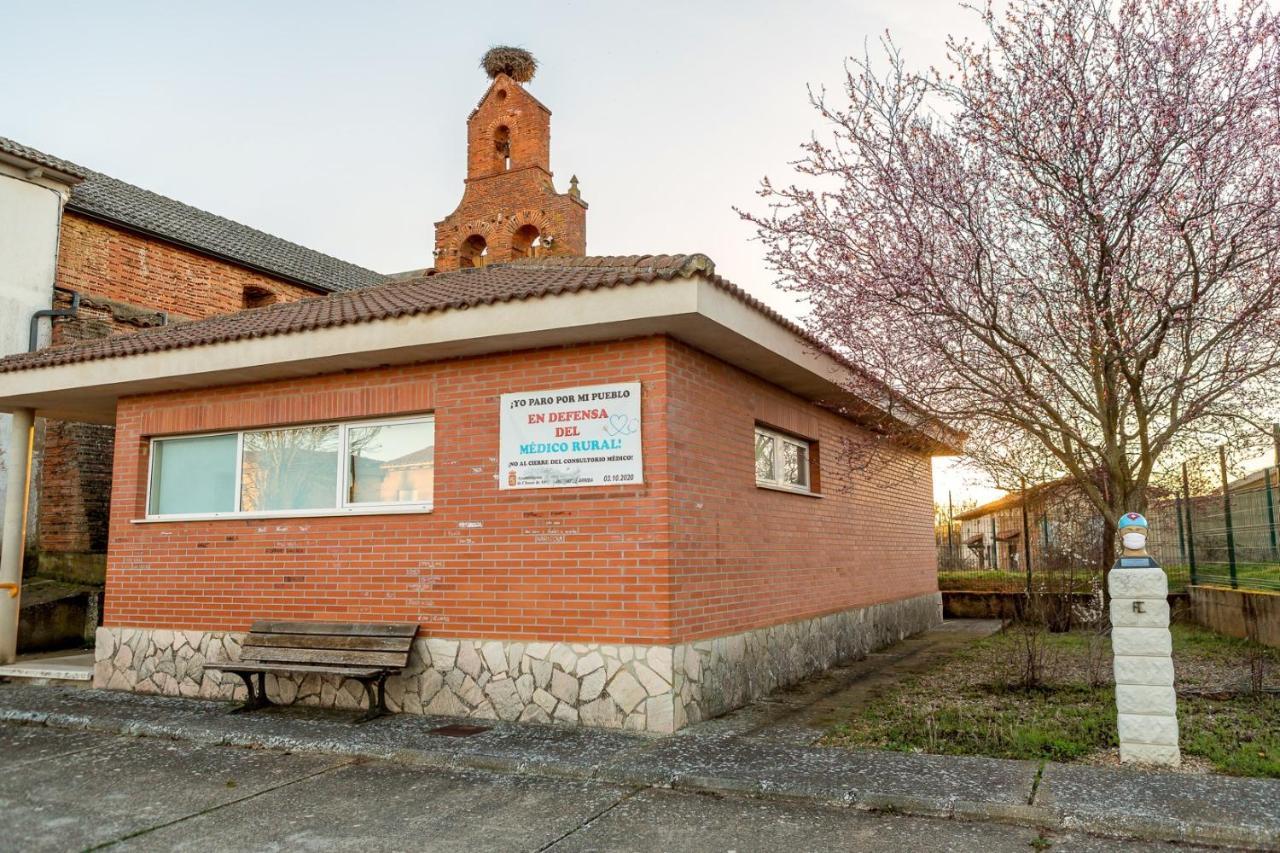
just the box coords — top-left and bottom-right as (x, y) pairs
(821, 623), (1279, 777)
(1159, 562), (1280, 592)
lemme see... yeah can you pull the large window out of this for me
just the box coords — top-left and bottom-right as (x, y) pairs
(754, 425), (812, 494)
(146, 416), (434, 519)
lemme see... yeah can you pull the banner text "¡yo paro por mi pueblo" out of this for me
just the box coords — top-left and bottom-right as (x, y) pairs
(499, 382), (643, 489)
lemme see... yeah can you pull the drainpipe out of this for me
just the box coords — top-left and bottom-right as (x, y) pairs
(0, 408), (35, 664)
(29, 290), (80, 352)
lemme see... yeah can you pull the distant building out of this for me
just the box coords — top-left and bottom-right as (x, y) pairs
(953, 479), (1100, 571)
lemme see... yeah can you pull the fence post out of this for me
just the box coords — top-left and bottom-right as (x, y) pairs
(1219, 445), (1238, 589)
(990, 517), (998, 571)
(1021, 477), (1033, 596)
(1182, 462), (1198, 587)
(1175, 494), (1187, 565)
(1266, 467), (1279, 560)
(947, 490), (955, 569)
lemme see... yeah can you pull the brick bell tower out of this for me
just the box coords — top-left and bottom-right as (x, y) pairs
(433, 48), (587, 272)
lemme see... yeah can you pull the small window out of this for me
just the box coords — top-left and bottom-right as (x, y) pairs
(242, 286), (277, 309)
(148, 433), (238, 516)
(347, 420), (435, 505)
(754, 425), (812, 493)
(146, 416), (434, 519)
(241, 425), (339, 512)
(494, 125), (511, 171)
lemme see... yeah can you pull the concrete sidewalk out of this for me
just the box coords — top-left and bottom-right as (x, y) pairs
(0, 684), (1276, 849)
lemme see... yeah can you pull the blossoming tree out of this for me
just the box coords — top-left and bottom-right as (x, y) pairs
(745, 0), (1280, 539)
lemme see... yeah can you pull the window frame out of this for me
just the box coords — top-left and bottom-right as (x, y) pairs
(753, 424), (815, 495)
(142, 414), (435, 522)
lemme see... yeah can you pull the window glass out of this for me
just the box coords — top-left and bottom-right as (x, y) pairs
(754, 431), (775, 481)
(347, 420), (435, 504)
(149, 434), (238, 515)
(755, 426), (813, 493)
(241, 426), (339, 512)
(782, 440), (808, 487)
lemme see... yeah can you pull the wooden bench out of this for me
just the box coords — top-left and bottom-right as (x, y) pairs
(213, 620), (417, 722)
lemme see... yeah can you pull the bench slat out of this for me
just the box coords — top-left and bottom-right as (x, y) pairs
(239, 646), (410, 668)
(250, 620), (417, 638)
(243, 633), (414, 653)
(215, 662), (387, 678)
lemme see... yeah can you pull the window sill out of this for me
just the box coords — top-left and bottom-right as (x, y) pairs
(132, 506), (435, 524)
(756, 482), (821, 498)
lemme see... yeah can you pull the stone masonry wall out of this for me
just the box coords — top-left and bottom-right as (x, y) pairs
(94, 592), (941, 733)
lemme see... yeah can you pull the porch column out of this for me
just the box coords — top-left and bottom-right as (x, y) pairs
(0, 407), (34, 664)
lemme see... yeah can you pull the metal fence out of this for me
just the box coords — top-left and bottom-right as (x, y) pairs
(937, 434), (1280, 594)
(1146, 443), (1280, 593)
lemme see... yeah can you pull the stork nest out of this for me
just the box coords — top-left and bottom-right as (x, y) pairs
(481, 46), (537, 82)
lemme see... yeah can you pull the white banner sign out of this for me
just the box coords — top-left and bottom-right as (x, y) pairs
(499, 382), (643, 489)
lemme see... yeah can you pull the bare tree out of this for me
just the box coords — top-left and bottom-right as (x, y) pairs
(743, 0), (1280, 549)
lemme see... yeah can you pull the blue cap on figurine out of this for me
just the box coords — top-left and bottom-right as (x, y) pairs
(1117, 512), (1148, 529)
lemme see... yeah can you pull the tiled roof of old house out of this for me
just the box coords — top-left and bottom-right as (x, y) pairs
(0, 135), (386, 294)
(953, 477), (1076, 521)
(0, 136), (88, 179)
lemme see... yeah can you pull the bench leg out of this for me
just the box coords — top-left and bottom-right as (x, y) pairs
(356, 673), (389, 724)
(228, 671), (271, 714)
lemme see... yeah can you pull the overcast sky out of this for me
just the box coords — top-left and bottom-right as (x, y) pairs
(0, 0), (999, 505)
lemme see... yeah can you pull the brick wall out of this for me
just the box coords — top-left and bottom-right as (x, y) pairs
(434, 75), (586, 271)
(664, 340), (938, 641)
(55, 212), (320, 320)
(101, 335), (937, 645)
(37, 213), (325, 579)
(105, 338), (673, 642)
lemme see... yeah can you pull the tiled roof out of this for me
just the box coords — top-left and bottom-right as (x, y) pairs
(0, 135), (385, 294)
(954, 478), (1075, 521)
(0, 137), (87, 178)
(0, 252), (954, 448)
(0, 255), (718, 374)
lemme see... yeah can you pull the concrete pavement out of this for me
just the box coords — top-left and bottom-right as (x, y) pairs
(1, 684), (1277, 849)
(1, 725), (1204, 852)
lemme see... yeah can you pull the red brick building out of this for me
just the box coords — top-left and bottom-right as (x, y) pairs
(0, 136), (384, 588)
(0, 55), (950, 730)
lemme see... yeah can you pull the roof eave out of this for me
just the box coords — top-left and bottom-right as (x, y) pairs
(0, 150), (84, 187)
(0, 275), (950, 453)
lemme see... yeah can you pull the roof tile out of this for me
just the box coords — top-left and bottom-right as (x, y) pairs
(0, 254), (714, 374)
(0, 135), (385, 293)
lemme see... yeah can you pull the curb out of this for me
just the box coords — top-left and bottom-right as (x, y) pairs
(2, 708), (1275, 850)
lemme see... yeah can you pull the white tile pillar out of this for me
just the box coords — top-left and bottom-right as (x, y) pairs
(0, 407), (34, 665)
(1109, 567), (1180, 766)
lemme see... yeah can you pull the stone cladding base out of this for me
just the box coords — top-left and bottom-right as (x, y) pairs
(94, 592), (941, 733)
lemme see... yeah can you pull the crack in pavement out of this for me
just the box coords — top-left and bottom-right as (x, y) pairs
(83, 756), (360, 851)
(533, 787), (642, 853)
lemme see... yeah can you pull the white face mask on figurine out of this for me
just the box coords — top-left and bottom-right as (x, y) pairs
(1121, 531), (1146, 551)
(1117, 512), (1150, 556)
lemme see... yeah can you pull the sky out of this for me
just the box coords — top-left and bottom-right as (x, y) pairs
(0, 0), (1002, 507)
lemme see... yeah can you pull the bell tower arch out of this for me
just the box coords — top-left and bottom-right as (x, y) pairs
(433, 48), (587, 272)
